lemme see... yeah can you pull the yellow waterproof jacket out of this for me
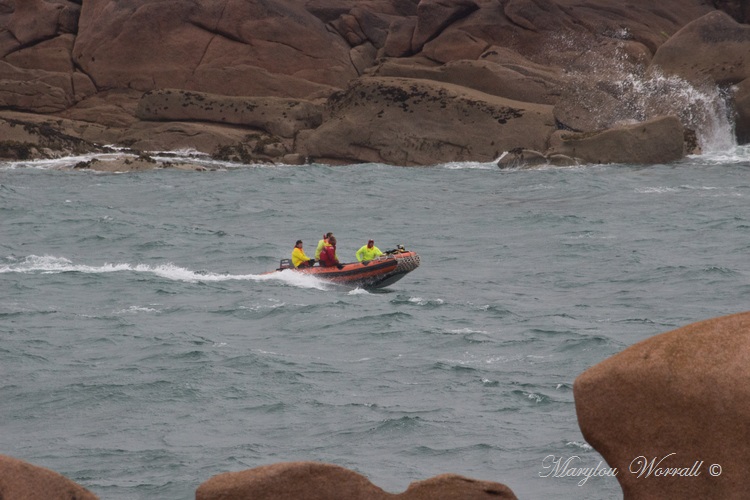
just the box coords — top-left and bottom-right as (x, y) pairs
(356, 245), (383, 262)
(292, 247), (311, 267)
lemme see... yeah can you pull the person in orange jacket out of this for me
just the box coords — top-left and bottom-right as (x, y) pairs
(318, 236), (343, 269)
(315, 232), (333, 260)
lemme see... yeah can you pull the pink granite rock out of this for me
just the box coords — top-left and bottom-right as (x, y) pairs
(575, 311), (750, 499)
(196, 461), (517, 500)
(0, 454), (98, 500)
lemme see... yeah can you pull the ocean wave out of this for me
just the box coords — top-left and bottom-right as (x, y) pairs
(390, 294), (445, 307)
(566, 441), (594, 450)
(512, 389), (551, 405)
(636, 184), (744, 197)
(115, 305), (162, 314)
(438, 160), (498, 170)
(692, 144), (750, 165)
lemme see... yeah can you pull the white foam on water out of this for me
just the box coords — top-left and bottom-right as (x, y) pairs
(446, 328), (489, 335)
(695, 144), (750, 165)
(0, 149), (259, 171)
(116, 305), (161, 314)
(1, 152), (134, 170)
(0, 255), (329, 290)
(439, 160), (498, 170)
(408, 296), (444, 306)
(566, 441), (594, 450)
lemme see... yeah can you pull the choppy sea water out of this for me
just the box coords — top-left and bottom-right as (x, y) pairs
(1, 148), (749, 499)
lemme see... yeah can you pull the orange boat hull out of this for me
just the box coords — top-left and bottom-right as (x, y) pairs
(275, 251), (420, 289)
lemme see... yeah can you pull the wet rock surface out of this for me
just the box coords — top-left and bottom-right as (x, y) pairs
(575, 311), (750, 499)
(0, 1), (746, 167)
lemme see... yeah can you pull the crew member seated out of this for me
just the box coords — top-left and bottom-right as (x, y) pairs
(356, 239), (383, 263)
(292, 240), (314, 268)
(318, 236), (343, 269)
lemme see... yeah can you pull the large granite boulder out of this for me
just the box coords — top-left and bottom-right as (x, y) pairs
(297, 76), (555, 165)
(0, 0), (79, 54)
(136, 89), (323, 138)
(411, 0), (479, 53)
(196, 461), (517, 500)
(0, 1), (91, 112)
(0, 61), (96, 113)
(117, 121), (288, 163)
(547, 115), (687, 165)
(713, 0), (750, 22)
(431, 0), (713, 66)
(59, 89), (143, 128)
(370, 55), (563, 105)
(649, 11), (750, 87)
(72, 0), (356, 97)
(1, 0), (746, 162)
(574, 311), (750, 499)
(0, 454), (98, 500)
(0, 113), (110, 160)
(733, 78), (750, 144)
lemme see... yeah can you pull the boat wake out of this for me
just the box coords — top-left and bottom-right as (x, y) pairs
(0, 255), (328, 289)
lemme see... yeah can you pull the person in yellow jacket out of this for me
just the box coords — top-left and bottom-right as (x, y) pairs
(356, 239), (383, 263)
(292, 240), (314, 268)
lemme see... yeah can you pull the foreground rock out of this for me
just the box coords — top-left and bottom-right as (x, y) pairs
(574, 311), (750, 499)
(0, 455), (98, 500)
(196, 462), (517, 500)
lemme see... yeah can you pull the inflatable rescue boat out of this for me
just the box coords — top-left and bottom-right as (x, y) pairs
(275, 246), (420, 289)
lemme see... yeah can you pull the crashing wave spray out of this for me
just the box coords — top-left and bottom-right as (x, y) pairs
(557, 34), (738, 154)
(614, 69), (736, 153)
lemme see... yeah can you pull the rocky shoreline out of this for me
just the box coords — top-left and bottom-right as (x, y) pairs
(1, 1), (749, 170)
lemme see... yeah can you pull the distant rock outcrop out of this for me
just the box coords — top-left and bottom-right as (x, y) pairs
(733, 79), (750, 144)
(574, 311), (750, 499)
(71, 0), (355, 96)
(0, 0), (747, 167)
(297, 76), (555, 165)
(547, 115), (689, 165)
(136, 89), (323, 138)
(196, 461), (518, 500)
(649, 11), (750, 86)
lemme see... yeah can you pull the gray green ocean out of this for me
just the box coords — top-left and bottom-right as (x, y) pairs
(2, 147), (749, 499)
